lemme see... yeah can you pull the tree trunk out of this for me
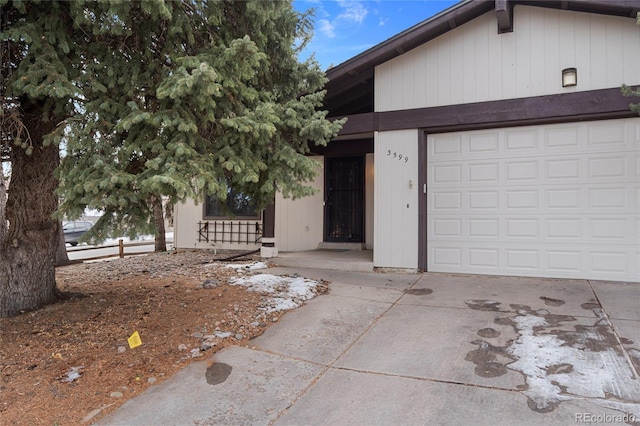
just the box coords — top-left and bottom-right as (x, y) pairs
(0, 103), (61, 318)
(152, 196), (166, 252)
(55, 220), (70, 266)
(0, 171), (7, 245)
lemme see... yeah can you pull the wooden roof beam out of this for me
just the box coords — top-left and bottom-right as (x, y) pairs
(496, 0), (514, 34)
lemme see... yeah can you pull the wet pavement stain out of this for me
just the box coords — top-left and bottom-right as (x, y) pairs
(630, 349), (640, 375)
(546, 363), (573, 375)
(206, 362), (232, 385)
(539, 296), (565, 306)
(404, 288), (433, 296)
(465, 340), (515, 378)
(581, 301), (601, 310)
(464, 299), (502, 311)
(464, 301), (640, 418)
(477, 328), (501, 338)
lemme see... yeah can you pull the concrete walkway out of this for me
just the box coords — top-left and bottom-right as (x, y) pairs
(272, 249), (374, 272)
(101, 268), (640, 426)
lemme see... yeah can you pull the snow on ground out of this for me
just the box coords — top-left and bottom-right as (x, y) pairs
(225, 261), (268, 271)
(228, 266), (322, 313)
(505, 308), (640, 419)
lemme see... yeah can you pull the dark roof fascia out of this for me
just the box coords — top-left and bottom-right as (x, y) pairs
(325, 0), (640, 85)
(331, 87), (635, 137)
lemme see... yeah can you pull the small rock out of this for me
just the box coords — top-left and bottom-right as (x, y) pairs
(147, 377), (157, 384)
(191, 332), (204, 339)
(200, 279), (219, 288)
(259, 322), (267, 327)
(110, 391), (124, 398)
(98, 299), (107, 303)
(190, 348), (203, 358)
(117, 346), (126, 354)
(234, 333), (244, 340)
(272, 317), (279, 322)
(178, 344), (188, 351)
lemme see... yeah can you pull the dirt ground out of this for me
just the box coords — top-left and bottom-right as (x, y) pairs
(0, 250), (319, 425)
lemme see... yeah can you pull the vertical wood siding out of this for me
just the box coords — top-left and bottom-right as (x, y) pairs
(374, 130), (419, 269)
(375, 6), (640, 112)
(275, 157), (324, 252)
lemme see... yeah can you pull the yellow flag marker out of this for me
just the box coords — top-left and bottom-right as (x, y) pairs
(128, 331), (142, 349)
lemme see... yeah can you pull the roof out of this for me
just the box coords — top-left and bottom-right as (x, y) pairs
(323, 0), (640, 117)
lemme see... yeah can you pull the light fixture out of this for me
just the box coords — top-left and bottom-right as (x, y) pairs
(562, 68), (577, 87)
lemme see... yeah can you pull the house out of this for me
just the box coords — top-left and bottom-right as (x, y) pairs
(174, 0), (640, 282)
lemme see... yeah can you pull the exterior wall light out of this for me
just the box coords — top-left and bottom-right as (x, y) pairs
(562, 68), (577, 87)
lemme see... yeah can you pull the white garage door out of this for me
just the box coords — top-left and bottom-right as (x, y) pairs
(427, 118), (640, 282)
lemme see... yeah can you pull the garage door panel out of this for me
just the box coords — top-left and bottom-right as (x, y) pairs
(429, 242), (639, 280)
(545, 187), (583, 211)
(589, 218), (628, 241)
(505, 128), (540, 152)
(430, 155), (633, 189)
(546, 218), (582, 240)
(468, 133), (500, 154)
(506, 190), (540, 209)
(589, 251), (631, 276)
(588, 156), (628, 179)
(427, 118), (640, 282)
(546, 157), (581, 180)
(547, 250), (582, 273)
(430, 214), (638, 246)
(468, 248), (499, 268)
(544, 125), (581, 150)
(588, 121), (627, 148)
(588, 186), (629, 210)
(506, 218), (539, 239)
(506, 160), (539, 181)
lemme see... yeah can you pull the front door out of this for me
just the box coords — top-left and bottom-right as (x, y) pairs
(324, 156), (364, 242)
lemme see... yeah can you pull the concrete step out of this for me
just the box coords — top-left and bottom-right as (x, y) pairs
(317, 242), (366, 251)
(271, 250), (374, 272)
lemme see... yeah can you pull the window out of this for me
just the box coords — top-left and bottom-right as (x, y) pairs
(203, 188), (260, 219)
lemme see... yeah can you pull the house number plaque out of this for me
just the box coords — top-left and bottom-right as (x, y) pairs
(387, 150), (409, 163)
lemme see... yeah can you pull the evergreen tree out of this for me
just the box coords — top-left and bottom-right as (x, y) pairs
(622, 13), (640, 113)
(0, 0), (342, 317)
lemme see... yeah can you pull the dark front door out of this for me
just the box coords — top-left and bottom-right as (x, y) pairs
(324, 156), (364, 242)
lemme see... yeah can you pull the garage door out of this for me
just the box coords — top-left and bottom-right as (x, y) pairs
(427, 118), (640, 282)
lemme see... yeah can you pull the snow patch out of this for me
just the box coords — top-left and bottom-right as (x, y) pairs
(505, 311), (640, 417)
(229, 273), (322, 313)
(225, 262), (268, 271)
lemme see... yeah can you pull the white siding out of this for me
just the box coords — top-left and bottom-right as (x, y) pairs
(173, 198), (261, 251)
(275, 157), (324, 252)
(375, 6), (640, 112)
(427, 118), (640, 282)
(374, 130), (419, 269)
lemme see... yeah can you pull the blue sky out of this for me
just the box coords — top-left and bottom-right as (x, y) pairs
(293, 0), (460, 70)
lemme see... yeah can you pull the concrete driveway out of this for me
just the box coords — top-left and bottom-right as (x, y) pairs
(101, 269), (640, 425)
